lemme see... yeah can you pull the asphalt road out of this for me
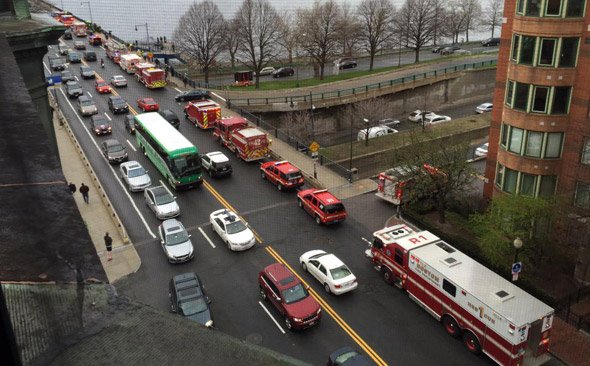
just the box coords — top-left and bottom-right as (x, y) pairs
(44, 39), (544, 366)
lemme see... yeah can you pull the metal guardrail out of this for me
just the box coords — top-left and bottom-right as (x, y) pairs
(228, 60), (497, 106)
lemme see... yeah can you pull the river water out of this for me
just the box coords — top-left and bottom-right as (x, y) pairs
(49, 0), (498, 44)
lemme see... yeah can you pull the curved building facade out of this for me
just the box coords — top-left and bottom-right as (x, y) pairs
(484, 0), (590, 209)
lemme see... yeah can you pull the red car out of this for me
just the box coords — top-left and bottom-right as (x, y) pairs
(137, 97), (159, 112)
(95, 80), (112, 94)
(258, 263), (321, 330)
(297, 189), (347, 225)
(260, 160), (304, 190)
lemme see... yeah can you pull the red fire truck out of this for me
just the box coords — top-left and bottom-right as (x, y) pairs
(184, 100), (221, 129)
(213, 117), (270, 161)
(365, 224), (554, 366)
(72, 21), (87, 37)
(376, 164), (443, 205)
(105, 40), (125, 64)
(59, 14), (75, 27)
(140, 68), (166, 89)
(119, 54), (143, 74)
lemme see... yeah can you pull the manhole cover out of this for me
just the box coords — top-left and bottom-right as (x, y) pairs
(245, 333), (263, 345)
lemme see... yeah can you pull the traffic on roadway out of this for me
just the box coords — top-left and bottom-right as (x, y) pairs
(43, 34), (543, 366)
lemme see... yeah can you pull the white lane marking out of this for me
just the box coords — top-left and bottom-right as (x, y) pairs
(198, 227), (216, 248)
(58, 87), (157, 239)
(87, 91), (93, 98)
(55, 53), (60, 58)
(258, 301), (286, 334)
(103, 112), (112, 121)
(43, 61), (51, 73)
(174, 87), (183, 93)
(211, 92), (225, 102)
(74, 76), (79, 81)
(159, 180), (174, 196)
(126, 139), (137, 151)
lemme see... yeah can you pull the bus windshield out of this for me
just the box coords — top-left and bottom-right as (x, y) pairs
(169, 154), (201, 178)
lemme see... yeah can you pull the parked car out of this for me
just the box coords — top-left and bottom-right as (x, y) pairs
(424, 114), (452, 126)
(378, 118), (401, 127)
(119, 161), (151, 192)
(108, 96), (129, 114)
(66, 81), (83, 99)
(77, 95), (97, 116)
(432, 46), (444, 53)
(110, 74), (127, 87)
(137, 97), (159, 112)
(475, 102), (493, 114)
(48, 57), (66, 71)
(440, 46), (461, 55)
(174, 89), (209, 102)
(334, 58), (357, 70)
(144, 185), (180, 220)
(200, 151), (232, 178)
(79, 65), (95, 79)
(297, 189), (347, 225)
(300, 250), (358, 295)
(258, 263), (322, 330)
(408, 110), (434, 122)
(357, 125), (398, 141)
(100, 138), (128, 164)
(169, 272), (213, 327)
(260, 160), (304, 190)
(66, 50), (81, 64)
(95, 79), (111, 94)
(158, 109), (180, 129)
(83, 51), (97, 62)
(475, 142), (489, 158)
(91, 115), (112, 136)
(58, 44), (69, 55)
(158, 218), (194, 263)
(124, 114), (135, 134)
(272, 67), (295, 78)
(453, 49), (472, 55)
(74, 41), (86, 50)
(327, 347), (371, 366)
(209, 209), (256, 251)
(257, 66), (276, 76)
(481, 37), (500, 47)
(60, 70), (75, 83)
(62, 29), (72, 39)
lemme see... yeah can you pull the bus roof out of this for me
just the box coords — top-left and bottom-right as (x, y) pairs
(135, 113), (197, 157)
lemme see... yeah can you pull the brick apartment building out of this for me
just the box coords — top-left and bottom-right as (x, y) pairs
(483, 0), (590, 210)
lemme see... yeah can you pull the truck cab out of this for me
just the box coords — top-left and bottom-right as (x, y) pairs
(213, 116), (249, 145)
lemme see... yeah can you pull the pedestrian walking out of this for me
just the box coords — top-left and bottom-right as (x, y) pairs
(104, 232), (113, 261)
(79, 183), (90, 204)
(183, 73), (187, 88)
(68, 182), (76, 194)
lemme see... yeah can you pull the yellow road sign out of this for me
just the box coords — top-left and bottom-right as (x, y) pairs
(309, 141), (320, 152)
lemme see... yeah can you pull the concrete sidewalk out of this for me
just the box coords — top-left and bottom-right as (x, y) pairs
(53, 117), (141, 283)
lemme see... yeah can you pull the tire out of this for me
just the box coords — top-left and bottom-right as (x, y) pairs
(324, 283), (331, 294)
(298, 199), (303, 208)
(277, 183), (283, 191)
(208, 168), (213, 177)
(301, 262), (307, 272)
(382, 268), (395, 285)
(227, 241), (232, 251)
(442, 316), (461, 338)
(284, 317), (292, 330)
(261, 171), (266, 179)
(462, 331), (481, 355)
(315, 215), (321, 225)
(259, 286), (267, 301)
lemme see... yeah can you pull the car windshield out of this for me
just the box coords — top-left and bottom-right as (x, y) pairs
(282, 283), (308, 304)
(285, 172), (302, 180)
(93, 118), (106, 126)
(113, 76), (124, 81)
(165, 229), (189, 246)
(324, 203), (345, 214)
(226, 220), (247, 235)
(335, 351), (359, 364)
(128, 167), (146, 178)
(80, 100), (93, 107)
(169, 154), (201, 178)
(108, 144), (124, 153)
(97, 81), (107, 87)
(154, 191), (174, 205)
(82, 67), (90, 72)
(330, 265), (352, 280)
(179, 297), (208, 316)
(113, 99), (125, 106)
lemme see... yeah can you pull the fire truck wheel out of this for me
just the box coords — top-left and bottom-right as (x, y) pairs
(382, 268), (395, 285)
(298, 199), (303, 208)
(301, 262), (307, 272)
(259, 286), (267, 301)
(261, 171), (266, 179)
(442, 316), (461, 338)
(462, 331), (481, 355)
(323, 283), (331, 293)
(315, 215), (322, 225)
(277, 183), (283, 191)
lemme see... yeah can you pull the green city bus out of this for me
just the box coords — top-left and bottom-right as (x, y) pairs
(134, 112), (202, 189)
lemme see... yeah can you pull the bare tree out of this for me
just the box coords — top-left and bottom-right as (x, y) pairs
(443, 3), (467, 44)
(460, 0), (482, 42)
(173, 1), (226, 84)
(297, 0), (341, 80)
(282, 111), (314, 145)
(397, 0), (437, 63)
(481, 0), (503, 38)
(277, 11), (298, 64)
(431, 0), (446, 46)
(234, 0), (282, 88)
(335, 2), (362, 56)
(341, 97), (390, 146)
(358, 0), (396, 71)
(223, 18), (240, 70)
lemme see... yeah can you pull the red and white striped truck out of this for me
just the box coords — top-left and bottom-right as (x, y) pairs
(213, 117), (270, 161)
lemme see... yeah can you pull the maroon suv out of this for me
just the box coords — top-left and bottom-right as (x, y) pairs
(258, 263), (321, 330)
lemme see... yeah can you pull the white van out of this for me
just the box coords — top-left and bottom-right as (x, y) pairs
(357, 125), (398, 141)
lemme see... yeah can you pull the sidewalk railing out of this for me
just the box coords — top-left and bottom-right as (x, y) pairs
(555, 285), (590, 332)
(227, 60), (497, 106)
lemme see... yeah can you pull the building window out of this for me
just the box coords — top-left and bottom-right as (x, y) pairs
(545, 132), (563, 158)
(514, 83), (529, 110)
(517, 0), (526, 13)
(496, 164), (505, 187)
(532, 86), (550, 112)
(496, 163), (557, 198)
(526, 131), (543, 157)
(582, 138), (590, 164)
(539, 176), (557, 197)
(552, 86), (571, 114)
(504, 168), (519, 193)
(511, 35), (521, 61)
(500, 124), (509, 147)
(506, 80), (515, 106)
(520, 174), (538, 196)
(566, 0), (585, 16)
(526, 0), (542, 15)
(520, 36), (536, 64)
(509, 127), (524, 154)
(559, 37), (579, 67)
(546, 0), (563, 15)
(574, 182), (590, 208)
(538, 39), (557, 66)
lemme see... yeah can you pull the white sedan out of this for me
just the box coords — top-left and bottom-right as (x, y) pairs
(408, 110), (435, 122)
(209, 209), (255, 251)
(299, 250), (357, 295)
(424, 114), (452, 126)
(475, 103), (493, 114)
(119, 161), (151, 192)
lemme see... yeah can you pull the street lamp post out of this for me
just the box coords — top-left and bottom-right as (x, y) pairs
(309, 91), (315, 141)
(512, 237), (523, 281)
(135, 23), (150, 50)
(80, 2), (93, 27)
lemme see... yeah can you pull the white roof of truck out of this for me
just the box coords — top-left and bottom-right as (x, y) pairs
(237, 127), (264, 138)
(120, 54), (142, 61)
(410, 237), (554, 326)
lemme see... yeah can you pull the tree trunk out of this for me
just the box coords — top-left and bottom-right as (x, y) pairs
(204, 68), (209, 84)
(466, 29), (469, 42)
(414, 49), (420, 63)
(319, 64), (325, 80)
(491, 27), (495, 38)
(437, 197), (446, 224)
(369, 53), (374, 71)
(255, 74), (260, 89)
(288, 50), (293, 64)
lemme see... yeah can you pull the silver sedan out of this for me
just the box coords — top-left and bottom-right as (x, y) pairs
(119, 161), (151, 192)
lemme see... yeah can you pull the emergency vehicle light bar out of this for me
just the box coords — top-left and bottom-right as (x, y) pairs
(274, 161), (287, 166)
(313, 189), (328, 194)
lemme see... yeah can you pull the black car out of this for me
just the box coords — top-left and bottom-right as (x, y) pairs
(101, 139), (128, 164)
(66, 81), (83, 99)
(48, 56), (66, 71)
(174, 89), (210, 102)
(158, 109), (180, 129)
(272, 67), (295, 78)
(327, 347), (370, 366)
(124, 114), (135, 134)
(91, 115), (112, 136)
(108, 96), (129, 114)
(60, 70), (75, 83)
(83, 51), (97, 62)
(63, 29), (72, 40)
(169, 272), (213, 327)
(67, 51), (81, 64)
(481, 37), (500, 47)
(336, 58), (357, 70)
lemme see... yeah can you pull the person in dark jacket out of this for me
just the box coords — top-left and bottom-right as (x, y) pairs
(104, 232), (113, 261)
(69, 182), (76, 194)
(79, 183), (90, 204)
